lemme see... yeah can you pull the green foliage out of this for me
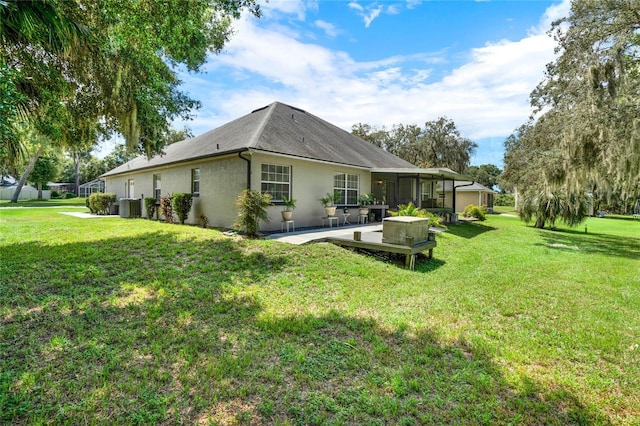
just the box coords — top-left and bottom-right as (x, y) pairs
(462, 205), (487, 221)
(357, 193), (372, 206)
(353, 118), (477, 173)
(29, 155), (60, 187)
(524, 0), (640, 203)
(388, 202), (446, 228)
(172, 193), (193, 224)
(494, 193), (515, 207)
(281, 195), (296, 211)
(466, 164), (501, 190)
(518, 189), (590, 229)
(234, 190), (272, 237)
(144, 197), (157, 220)
(1, 0), (261, 161)
(320, 192), (337, 207)
(87, 192), (116, 215)
(64, 192), (76, 199)
(159, 194), (174, 223)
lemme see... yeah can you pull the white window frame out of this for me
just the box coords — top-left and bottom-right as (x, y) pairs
(333, 172), (359, 205)
(153, 174), (161, 200)
(260, 163), (291, 202)
(191, 168), (200, 195)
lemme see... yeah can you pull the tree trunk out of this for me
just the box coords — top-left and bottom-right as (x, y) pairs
(74, 154), (81, 196)
(37, 182), (43, 200)
(10, 145), (44, 203)
(534, 216), (545, 229)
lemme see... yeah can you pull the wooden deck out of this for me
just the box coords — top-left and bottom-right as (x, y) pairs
(328, 231), (436, 270)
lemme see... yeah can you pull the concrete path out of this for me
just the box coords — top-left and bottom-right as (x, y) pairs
(266, 223), (383, 245)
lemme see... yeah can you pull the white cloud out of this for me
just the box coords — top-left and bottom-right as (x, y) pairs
(314, 19), (340, 38)
(178, 2), (570, 165)
(348, 1), (384, 28)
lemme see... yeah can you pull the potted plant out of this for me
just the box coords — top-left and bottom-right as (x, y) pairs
(320, 192), (337, 217)
(281, 195), (296, 221)
(358, 193), (372, 215)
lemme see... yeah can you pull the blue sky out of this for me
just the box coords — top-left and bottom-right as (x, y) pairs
(101, 0), (571, 168)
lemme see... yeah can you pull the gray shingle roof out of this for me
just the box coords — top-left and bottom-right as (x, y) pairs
(102, 102), (417, 177)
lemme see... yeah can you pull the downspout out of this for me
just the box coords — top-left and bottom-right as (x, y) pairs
(238, 150), (251, 190)
(453, 180), (475, 213)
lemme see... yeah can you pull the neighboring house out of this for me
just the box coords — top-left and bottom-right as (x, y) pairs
(102, 102), (468, 231)
(78, 179), (105, 198)
(424, 180), (496, 213)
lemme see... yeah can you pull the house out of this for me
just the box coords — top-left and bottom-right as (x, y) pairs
(423, 180), (496, 213)
(102, 102), (469, 231)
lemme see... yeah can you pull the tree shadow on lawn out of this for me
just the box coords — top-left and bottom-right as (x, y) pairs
(445, 221), (497, 239)
(536, 227), (640, 260)
(0, 233), (609, 425)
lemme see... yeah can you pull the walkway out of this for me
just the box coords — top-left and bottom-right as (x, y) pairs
(266, 223), (383, 245)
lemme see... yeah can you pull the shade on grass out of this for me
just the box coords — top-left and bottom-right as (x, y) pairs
(1, 205), (638, 424)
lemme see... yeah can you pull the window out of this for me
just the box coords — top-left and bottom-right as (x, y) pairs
(191, 168), (200, 195)
(127, 179), (135, 198)
(153, 174), (161, 200)
(334, 173), (359, 205)
(261, 163), (291, 201)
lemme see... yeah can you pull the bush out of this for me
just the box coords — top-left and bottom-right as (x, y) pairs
(494, 193), (515, 206)
(462, 204), (487, 221)
(51, 190), (61, 199)
(144, 197), (157, 220)
(64, 192), (77, 199)
(88, 193), (116, 215)
(234, 190), (272, 237)
(172, 193), (194, 224)
(159, 195), (174, 223)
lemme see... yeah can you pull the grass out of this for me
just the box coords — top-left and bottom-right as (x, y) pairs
(1, 202), (639, 425)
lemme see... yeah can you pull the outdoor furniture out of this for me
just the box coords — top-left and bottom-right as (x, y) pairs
(281, 219), (295, 232)
(322, 216), (339, 228)
(358, 214), (368, 224)
(341, 212), (351, 225)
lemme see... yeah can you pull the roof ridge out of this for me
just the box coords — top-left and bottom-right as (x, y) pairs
(247, 102), (278, 148)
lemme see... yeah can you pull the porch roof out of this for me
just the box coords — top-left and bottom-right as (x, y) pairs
(371, 167), (472, 181)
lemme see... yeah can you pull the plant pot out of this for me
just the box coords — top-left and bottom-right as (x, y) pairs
(359, 208), (369, 215)
(281, 211), (293, 221)
(324, 206), (336, 217)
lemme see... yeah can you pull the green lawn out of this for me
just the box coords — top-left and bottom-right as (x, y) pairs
(1, 204), (639, 425)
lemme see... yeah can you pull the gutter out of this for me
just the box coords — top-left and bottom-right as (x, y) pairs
(238, 150), (251, 190)
(452, 180), (475, 213)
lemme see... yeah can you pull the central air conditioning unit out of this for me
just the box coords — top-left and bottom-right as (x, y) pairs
(119, 198), (142, 218)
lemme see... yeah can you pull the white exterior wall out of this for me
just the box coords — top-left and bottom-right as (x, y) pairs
(104, 151), (372, 232)
(104, 154), (246, 228)
(250, 152), (371, 231)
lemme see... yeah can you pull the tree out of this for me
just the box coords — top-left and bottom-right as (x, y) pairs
(467, 164), (502, 191)
(29, 154), (60, 199)
(1, 0), (261, 198)
(352, 118), (477, 173)
(530, 0), (640, 202)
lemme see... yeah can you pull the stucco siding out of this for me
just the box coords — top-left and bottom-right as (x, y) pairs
(250, 152), (371, 231)
(104, 155), (246, 227)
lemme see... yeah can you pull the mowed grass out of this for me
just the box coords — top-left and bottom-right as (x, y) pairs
(1, 203), (639, 425)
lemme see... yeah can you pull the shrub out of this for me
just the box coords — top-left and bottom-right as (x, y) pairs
(388, 202), (446, 228)
(88, 193), (116, 215)
(234, 190), (272, 237)
(144, 197), (157, 220)
(64, 192), (77, 199)
(172, 193), (194, 224)
(159, 195), (174, 223)
(463, 204), (487, 221)
(51, 190), (61, 199)
(197, 213), (209, 228)
(494, 193), (515, 206)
